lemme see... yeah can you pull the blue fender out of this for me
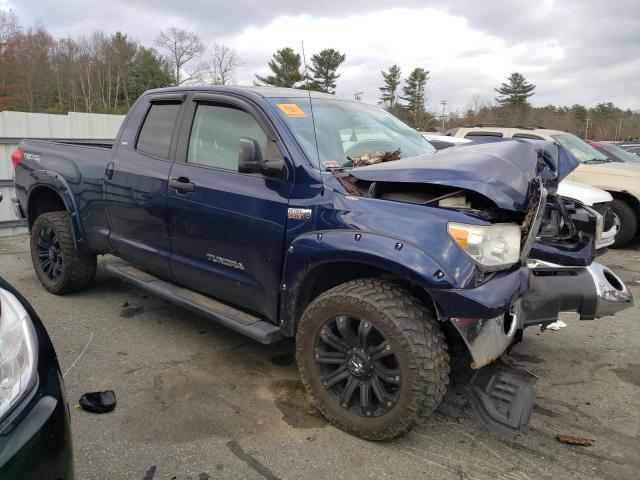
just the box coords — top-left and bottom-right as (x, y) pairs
(279, 230), (453, 335)
(26, 171), (88, 254)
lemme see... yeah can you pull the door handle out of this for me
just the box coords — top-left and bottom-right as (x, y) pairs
(105, 162), (114, 180)
(169, 177), (196, 193)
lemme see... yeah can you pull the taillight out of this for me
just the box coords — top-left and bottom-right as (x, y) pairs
(11, 148), (24, 168)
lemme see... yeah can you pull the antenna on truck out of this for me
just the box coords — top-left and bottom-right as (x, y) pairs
(301, 41), (325, 193)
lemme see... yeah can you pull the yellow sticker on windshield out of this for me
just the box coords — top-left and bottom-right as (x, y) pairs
(277, 103), (307, 118)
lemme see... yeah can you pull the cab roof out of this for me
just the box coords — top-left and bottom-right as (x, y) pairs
(144, 85), (342, 100)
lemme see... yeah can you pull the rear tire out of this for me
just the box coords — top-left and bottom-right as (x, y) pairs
(30, 212), (96, 294)
(296, 279), (449, 440)
(611, 199), (637, 248)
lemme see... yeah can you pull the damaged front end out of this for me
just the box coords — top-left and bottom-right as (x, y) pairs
(333, 140), (633, 438)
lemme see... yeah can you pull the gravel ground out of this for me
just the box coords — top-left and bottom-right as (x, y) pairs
(1, 234), (639, 480)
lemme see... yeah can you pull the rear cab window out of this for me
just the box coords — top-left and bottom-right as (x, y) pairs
(464, 131), (503, 139)
(136, 103), (181, 160)
(513, 133), (544, 140)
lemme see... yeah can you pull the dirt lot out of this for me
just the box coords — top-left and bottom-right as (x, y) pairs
(1, 234), (639, 480)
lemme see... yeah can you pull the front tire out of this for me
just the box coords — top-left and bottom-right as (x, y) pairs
(611, 199), (637, 248)
(296, 279), (449, 440)
(30, 212), (97, 294)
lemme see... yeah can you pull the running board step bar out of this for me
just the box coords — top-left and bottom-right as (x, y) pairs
(466, 363), (537, 440)
(105, 260), (282, 344)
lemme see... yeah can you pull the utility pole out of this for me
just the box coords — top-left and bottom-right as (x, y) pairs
(353, 92), (363, 102)
(584, 112), (591, 140)
(440, 100), (449, 132)
(615, 120), (622, 141)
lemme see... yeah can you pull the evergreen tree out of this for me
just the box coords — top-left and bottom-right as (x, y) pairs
(401, 67), (429, 117)
(255, 47), (304, 88)
(495, 72), (536, 107)
(308, 48), (345, 93)
(129, 47), (172, 100)
(379, 65), (401, 108)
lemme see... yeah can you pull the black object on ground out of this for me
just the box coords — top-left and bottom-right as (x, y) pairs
(79, 390), (117, 413)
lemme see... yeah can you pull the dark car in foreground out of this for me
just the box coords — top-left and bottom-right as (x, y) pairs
(0, 271), (73, 479)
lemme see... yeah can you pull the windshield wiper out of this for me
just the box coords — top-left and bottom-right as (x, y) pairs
(584, 158), (610, 164)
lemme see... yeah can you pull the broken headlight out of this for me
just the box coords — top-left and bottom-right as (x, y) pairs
(0, 288), (38, 419)
(448, 223), (521, 270)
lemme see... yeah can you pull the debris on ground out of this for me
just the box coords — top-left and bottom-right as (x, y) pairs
(555, 434), (594, 446)
(545, 320), (567, 331)
(79, 390), (117, 413)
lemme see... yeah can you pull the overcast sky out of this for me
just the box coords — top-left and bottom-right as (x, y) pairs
(4, 0), (640, 111)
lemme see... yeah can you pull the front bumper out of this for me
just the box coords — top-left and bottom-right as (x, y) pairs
(444, 260), (633, 369)
(431, 267), (529, 369)
(450, 302), (521, 369)
(521, 260), (633, 326)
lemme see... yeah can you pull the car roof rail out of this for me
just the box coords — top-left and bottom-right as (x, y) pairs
(461, 124), (547, 130)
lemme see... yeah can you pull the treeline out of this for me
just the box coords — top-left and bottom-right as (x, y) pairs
(0, 11), (240, 113)
(1, 10), (638, 139)
(0, 12), (171, 113)
(449, 100), (640, 141)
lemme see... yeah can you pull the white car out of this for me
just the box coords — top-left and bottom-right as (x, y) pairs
(420, 133), (617, 249)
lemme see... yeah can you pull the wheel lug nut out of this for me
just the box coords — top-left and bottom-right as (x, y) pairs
(385, 344), (391, 350)
(395, 376), (400, 381)
(387, 401), (392, 407)
(366, 411), (371, 416)
(364, 322), (369, 328)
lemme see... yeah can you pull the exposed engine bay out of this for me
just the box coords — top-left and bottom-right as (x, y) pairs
(331, 163), (601, 253)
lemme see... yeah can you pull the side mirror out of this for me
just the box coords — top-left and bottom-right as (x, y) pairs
(238, 137), (286, 179)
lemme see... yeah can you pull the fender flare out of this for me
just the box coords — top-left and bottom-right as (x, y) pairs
(278, 230), (453, 336)
(26, 171), (88, 254)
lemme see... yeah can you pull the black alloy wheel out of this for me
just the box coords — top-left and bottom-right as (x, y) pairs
(314, 314), (401, 417)
(36, 227), (62, 281)
(30, 211), (97, 294)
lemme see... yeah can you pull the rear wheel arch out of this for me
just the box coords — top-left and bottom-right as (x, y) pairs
(27, 185), (68, 228)
(26, 182), (87, 253)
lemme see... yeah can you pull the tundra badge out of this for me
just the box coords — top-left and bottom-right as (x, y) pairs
(206, 254), (245, 271)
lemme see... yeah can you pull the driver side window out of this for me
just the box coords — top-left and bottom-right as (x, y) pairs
(188, 103), (268, 171)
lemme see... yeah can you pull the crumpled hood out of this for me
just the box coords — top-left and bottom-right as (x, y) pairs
(348, 139), (578, 212)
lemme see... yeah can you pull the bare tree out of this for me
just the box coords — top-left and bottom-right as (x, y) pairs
(207, 43), (241, 85)
(0, 9), (20, 45)
(155, 27), (205, 85)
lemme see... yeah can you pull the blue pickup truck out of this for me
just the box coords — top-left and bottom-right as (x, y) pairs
(10, 87), (633, 440)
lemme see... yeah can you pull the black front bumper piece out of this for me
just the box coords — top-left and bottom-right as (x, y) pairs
(466, 362), (537, 440)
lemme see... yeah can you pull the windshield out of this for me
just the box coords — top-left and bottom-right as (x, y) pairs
(551, 133), (609, 163)
(268, 97), (435, 170)
(599, 143), (640, 164)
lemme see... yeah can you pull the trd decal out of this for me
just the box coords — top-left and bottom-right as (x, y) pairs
(287, 208), (312, 220)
